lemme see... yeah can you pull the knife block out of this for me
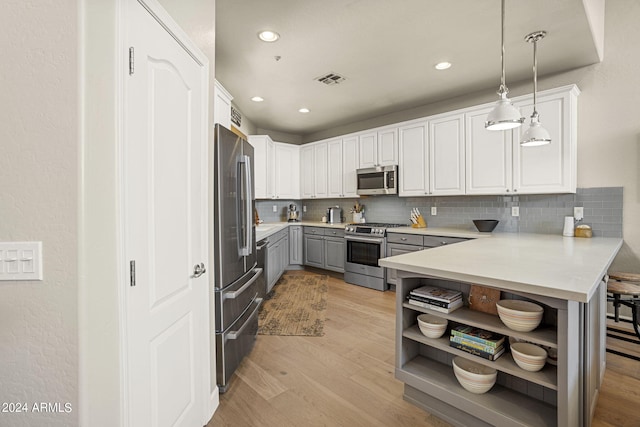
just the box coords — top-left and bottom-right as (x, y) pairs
(411, 215), (427, 228)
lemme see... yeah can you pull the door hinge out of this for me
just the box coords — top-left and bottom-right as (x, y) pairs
(129, 260), (136, 286)
(129, 47), (135, 75)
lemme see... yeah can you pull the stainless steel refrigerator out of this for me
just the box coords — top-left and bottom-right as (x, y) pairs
(212, 124), (263, 393)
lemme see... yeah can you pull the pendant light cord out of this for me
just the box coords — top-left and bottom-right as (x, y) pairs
(532, 37), (538, 117)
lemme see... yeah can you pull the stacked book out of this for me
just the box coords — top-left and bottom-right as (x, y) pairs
(407, 285), (463, 314)
(449, 325), (505, 361)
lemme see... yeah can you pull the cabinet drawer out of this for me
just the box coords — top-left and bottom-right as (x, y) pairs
(304, 226), (324, 235)
(423, 236), (468, 247)
(276, 228), (289, 241)
(323, 228), (345, 238)
(387, 233), (423, 246)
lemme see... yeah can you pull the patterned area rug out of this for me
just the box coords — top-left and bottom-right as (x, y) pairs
(258, 273), (328, 336)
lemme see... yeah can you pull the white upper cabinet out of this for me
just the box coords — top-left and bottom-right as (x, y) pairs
(512, 86), (578, 194)
(327, 139), (343, 198)
(464, 85), (579, 195)
(342, 136), (360, 198)
(358, 126), (398, 168)
(398, 120), (429, 196)
(314, 143), (328, 198)
(274, 143), (300, 199)
(378, 126), (398, 166)
(358, 131), (378, 168)
(398, 113), (465, 197)
(300, 141), (329, 199)
(248, 135), (275, 199)
(300, 145), (315, 198)
(213, 80), (233, 129)
(465, 106), (513, 195)
(429, 112), (465, 195)
(250, 135), (300, 199)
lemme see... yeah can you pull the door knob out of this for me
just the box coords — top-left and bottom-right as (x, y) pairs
(192, 263), (206, 278)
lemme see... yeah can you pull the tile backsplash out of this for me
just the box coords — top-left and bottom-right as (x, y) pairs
(255, 187), (623, 238)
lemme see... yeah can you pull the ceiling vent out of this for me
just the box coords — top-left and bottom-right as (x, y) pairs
(314, 72), (346, 85)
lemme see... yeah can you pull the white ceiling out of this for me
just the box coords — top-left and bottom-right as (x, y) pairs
(215, 0), (602, 137)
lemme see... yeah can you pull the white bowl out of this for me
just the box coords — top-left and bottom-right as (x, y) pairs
(509, 336), (557, 366)
(510, 342), (547, 372)
(452, 357), (497, 394)
(417, 314), (448, 339)
(496, 300), (544, 332)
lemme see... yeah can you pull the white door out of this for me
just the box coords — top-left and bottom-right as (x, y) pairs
(125, 1), (209, 426)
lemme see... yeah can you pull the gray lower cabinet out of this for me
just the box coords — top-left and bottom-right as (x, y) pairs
(324, 236), (345, 273)
(387, 233), (468, 287)
(289, 225), (303, 265)
(304, 234), (325, 268)
(304, 226), (345, 272)
(266, 229), (289, 292)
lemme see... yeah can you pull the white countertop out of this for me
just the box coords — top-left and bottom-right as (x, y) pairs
(255, 221), (346, 241)
(388, 226), (492, 239)
(379, 233), (622, 303)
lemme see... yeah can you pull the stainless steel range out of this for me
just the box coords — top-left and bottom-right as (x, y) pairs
(344, 222), (404, 291)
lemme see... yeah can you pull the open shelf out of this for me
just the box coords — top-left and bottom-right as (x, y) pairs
(403, 325), (558, 390)
(403, 302), (557, 348)
(398, 355), (557, 427)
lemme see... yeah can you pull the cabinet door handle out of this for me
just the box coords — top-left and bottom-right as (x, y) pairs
(440, 241), (448, 245)
(401, 237), (407, 241)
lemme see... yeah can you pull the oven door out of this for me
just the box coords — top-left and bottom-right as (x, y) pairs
(345, 235), (386, 278)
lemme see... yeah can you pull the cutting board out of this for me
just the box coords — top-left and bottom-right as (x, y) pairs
(468, 285), (500, 315)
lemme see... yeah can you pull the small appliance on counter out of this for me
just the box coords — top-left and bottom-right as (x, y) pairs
(326, 206), (342, 224)
(288, 203), (300, 222)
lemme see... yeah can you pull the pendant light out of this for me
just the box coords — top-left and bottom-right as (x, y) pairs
(485, 0), (524, 130)
(520, 31), (551, 146)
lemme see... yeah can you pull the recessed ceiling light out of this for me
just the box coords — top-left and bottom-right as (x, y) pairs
(298, 108), (310, 113)
(258, 30), (279, 42)
(435, 62), (452, 70)
(251, 96), (264, 102)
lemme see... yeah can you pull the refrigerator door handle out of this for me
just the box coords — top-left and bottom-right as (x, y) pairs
(223, 268), (262, 300)
(238, 154), (253, 256)
(244, 154), (253, 255)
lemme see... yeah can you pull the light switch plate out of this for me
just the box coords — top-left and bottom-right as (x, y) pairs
(431, 207), (437, 216)
(574, 207), (584, 221)
(511, 206), (520, 217)
(0, 241), (43, 281)
(272, 205), (277, 212)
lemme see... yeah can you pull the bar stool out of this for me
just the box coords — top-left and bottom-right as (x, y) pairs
(607, 272), (640, 340)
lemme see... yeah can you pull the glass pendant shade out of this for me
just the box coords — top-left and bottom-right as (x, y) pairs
(485, 0), (524, 130)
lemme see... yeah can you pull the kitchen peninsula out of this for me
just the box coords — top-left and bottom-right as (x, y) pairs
(379, 234), (622, 427)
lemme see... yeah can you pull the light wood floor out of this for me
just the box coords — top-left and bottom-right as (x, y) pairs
(208, 272), (640, 427)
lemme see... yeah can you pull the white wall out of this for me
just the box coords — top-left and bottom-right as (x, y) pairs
(0, 1), (79, 426)
(304, 1), (640, 272)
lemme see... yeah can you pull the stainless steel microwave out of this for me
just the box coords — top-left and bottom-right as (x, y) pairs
(356, 165), (398, 195)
